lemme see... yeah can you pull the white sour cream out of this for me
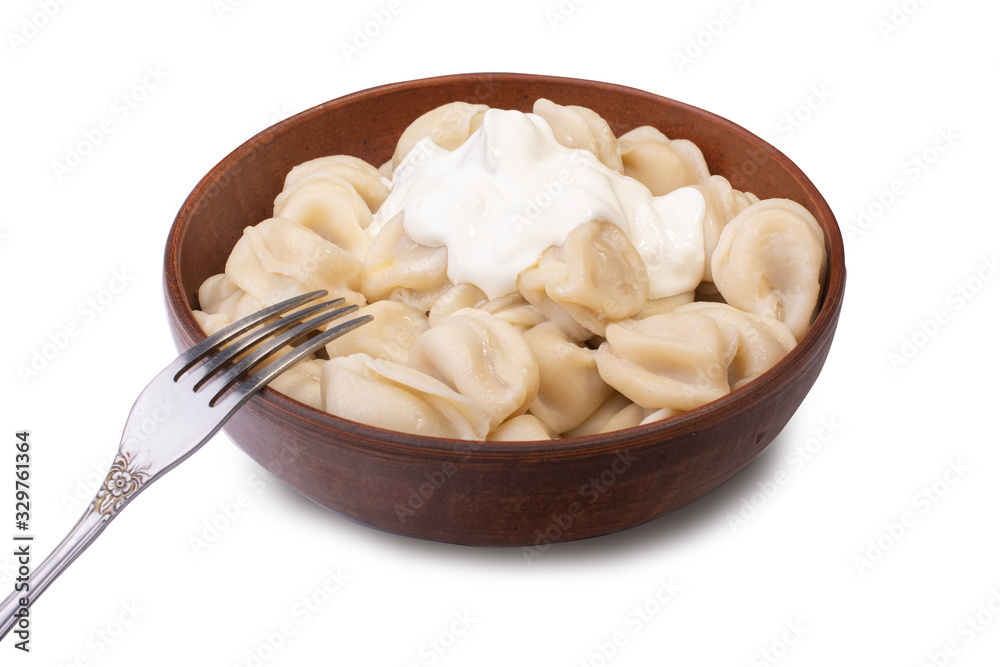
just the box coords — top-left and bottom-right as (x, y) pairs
(369, 109), (706, 299)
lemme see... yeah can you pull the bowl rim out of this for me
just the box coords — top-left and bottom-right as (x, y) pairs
(164, 71), (846, 459)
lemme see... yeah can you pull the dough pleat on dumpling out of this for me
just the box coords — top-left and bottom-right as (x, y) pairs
(691, 175), (758, 284)
(408, 308), (540, 431)
(595, 311), (737, 412)
(225, 217), (365, 308)
(516, 220), (648, 340)
(282, 155), (390, 213)
(524, 322), (614, 435)
(487, 414), (553, 442)
(391, 101), (490, 170)
(711, 198), (827, 341)
(324, 300), (429, 365)
(272, 173), (372, 261)
(322, 354), (490, 440)
(360, 212), (450, 307)
(617, 125), (710, 195)
(675, 302), (796, 390)
(532, 98), (623, 173)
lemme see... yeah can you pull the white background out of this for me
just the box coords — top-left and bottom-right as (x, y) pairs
(1, 0), (998, 665)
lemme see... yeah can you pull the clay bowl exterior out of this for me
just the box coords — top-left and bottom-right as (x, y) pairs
(163, 73), (846, 547)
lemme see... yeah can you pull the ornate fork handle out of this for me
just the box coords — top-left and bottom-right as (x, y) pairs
(0, 462), (142, 640)
(0, 291), (370, 643)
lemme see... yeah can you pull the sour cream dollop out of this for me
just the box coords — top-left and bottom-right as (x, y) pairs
(368, 109), (706, 300)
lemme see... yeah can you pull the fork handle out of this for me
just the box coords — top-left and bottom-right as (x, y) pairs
(0, 489), (125, 639)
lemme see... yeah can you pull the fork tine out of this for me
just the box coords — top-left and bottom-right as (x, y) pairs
(202, 304), (363, 405)
(191, 298), (346, 391)
(215, 314), (374, 411)
(176, 289), (330, 380)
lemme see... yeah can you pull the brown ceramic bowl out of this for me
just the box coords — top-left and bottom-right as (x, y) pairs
(163, 73), (846, 547)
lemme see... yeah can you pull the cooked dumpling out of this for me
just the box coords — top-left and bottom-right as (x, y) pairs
(322, 354), (489, 439)
(517, 220), (648, 339)
(428, 283), (487, 325)
(617, 125), (710, 195)
(487, 414), (553, 442)
(711, 199), (827, 341)
(325, 300), (429, 364)
(524, 322), (614, 434)
(360, 212), (450, 306)
(477, 293), (547, 333)
(268, 359), (325, 410)
(225, 217), (365, 308)
(197, 273), (264, 321)
(391, 101), (490, 170)
(691, 175), (758, 283)
(282, 155), (390, 213)
(595, 312), (737, 411)
(561, 392), (632, 438)
(675, 302), (796, 389)
(272, 173), (372, 261)
(634, 291), (695, 320)
(408, 308), (539, 431)
(532, 98), (623, 173)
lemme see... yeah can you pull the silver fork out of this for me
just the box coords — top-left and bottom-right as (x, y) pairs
(0, 290), (370, 641)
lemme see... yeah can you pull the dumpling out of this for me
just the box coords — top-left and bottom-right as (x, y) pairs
(562, 392), (632, 438)
(225, 217), (365, 308)
(691, 175), (758, 283)
(324, 300), (428, 364)
(360, 212), (450, 307)
(524, 322), (614, 434)
(282, 155), (390, 213)
(595, 312), (738, 411)
(428, 283), (487, 325)
(322, 354), (489, 440)
(711, 198), (827, 341)
(197, 273), (264, 321)
(272, 173), (372, 261)
(634, 291), (695, 320)
(487, 415), (553, 442)
(675, 302), (796, 390)
(617, 125), (710, 195)
(516, 220), (648, 339)
(267, 359), (325, 410)
(532, 98), (623, 173)
(408, 308), (539, 431)
(391, 101), (490, 170)
(477, 293), (547, 333)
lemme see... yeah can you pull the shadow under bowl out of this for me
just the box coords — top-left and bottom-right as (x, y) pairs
(163, 72), (846, 547)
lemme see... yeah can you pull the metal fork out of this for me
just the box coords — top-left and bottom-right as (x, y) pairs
(0, 290), (370, 641)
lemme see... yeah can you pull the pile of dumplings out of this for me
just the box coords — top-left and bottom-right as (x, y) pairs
(194, 99), (828, 441)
